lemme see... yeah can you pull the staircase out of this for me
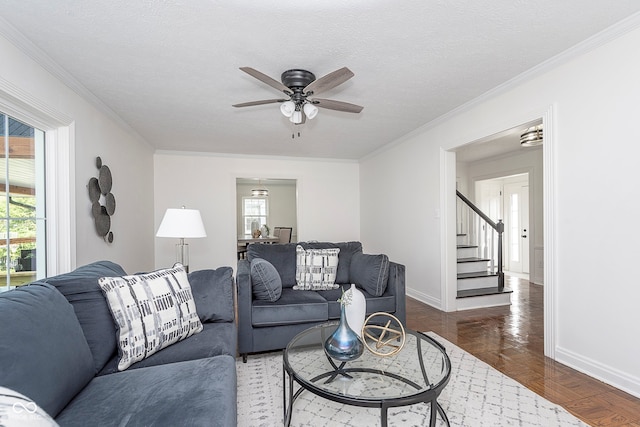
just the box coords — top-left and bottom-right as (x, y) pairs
(456, 191), (512, 310)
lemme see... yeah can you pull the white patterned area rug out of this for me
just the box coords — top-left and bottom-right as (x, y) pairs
(236, 332), (588, 426)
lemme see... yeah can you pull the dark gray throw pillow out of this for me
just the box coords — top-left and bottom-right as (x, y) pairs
(251, 258), (282, 302)
(247, 243), (297, 287)
(40, 260), (127, 374)
(188, 267), (235, 323)
(349, 252), (390, 297)
(0, 283), (95, 418)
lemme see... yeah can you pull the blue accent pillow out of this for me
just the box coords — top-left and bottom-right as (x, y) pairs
(250, 258), (282, 302)
(349, 252), (390, 297)
(188, 267), (235, 323)
(0, 283), (95, 418)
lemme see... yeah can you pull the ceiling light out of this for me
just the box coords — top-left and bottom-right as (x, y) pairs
(520, 125), (543, 147)
(280, 101), (295, 117)
(303, 102), (318, 120)
(290, 110), (303, 124)
(251, 180), (269, 197)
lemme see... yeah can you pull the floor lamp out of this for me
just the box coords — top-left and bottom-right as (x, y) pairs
(156, 207), (207, 273)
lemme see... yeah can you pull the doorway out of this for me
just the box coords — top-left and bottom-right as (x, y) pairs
(476, 173), (530, 279)
(447, 107), (553, 357)
(235, 177), (298, 240)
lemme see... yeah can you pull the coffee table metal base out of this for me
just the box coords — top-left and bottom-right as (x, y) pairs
(282, 360), (450, 427)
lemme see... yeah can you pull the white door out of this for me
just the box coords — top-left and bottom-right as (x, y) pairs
(504, 182), (530, 274)
(475, 179), (502, 260)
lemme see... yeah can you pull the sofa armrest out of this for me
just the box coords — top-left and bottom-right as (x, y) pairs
(386, 262), (406, 326)
(236, 259), (253, 355)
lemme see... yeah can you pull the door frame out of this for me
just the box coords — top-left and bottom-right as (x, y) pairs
(441, 105), (556, 358)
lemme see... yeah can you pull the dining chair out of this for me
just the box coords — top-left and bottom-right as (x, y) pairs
(273, 227), (292, 244)
(237, 243), (247, 260)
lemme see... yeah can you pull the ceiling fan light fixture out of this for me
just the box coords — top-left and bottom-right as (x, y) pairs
(290, 110), (303, 124)
(280, 101), (295, 117)
(303, 102), (318, 120)
(520, 125), (543, 147)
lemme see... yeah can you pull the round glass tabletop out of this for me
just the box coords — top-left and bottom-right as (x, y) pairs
(283, 323), (451, 404)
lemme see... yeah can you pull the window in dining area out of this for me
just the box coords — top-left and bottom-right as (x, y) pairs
(242, 197), (268, 235)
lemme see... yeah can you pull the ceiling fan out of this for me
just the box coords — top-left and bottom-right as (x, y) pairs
(232, 67), (363, 124)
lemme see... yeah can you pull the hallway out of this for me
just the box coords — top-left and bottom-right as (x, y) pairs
(407, 276), (640, 426)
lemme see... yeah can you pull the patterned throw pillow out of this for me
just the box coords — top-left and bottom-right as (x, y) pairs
(294, 245), (340, 290)
(98, 264), (203, 371)
(0, 386), (59, 427)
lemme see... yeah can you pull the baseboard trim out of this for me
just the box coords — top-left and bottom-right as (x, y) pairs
(556, 346), (640, 399)
(406, 288), (441, 309)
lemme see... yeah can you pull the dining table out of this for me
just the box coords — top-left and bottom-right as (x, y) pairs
(237, 236), (280, 244)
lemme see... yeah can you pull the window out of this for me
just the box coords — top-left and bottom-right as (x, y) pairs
(0, 113), (46, 291)
(242, 197), (268, 235)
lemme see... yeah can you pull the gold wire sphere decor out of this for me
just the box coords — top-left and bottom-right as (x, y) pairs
(361, 312), (406, 357)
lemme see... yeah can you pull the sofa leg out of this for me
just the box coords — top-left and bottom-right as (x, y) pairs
(242, 353), (248, 363)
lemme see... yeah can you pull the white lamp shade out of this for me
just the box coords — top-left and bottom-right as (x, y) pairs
(280, 101), (295, 117)
(290, 110), (303, 124)
(303, 102), (318, 119)
(156, 208), (207, 238)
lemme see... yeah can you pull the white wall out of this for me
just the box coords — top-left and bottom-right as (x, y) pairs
(360, 24), (640, 396)
(0, 33), (155, 273)
(154, 153), (360, 272)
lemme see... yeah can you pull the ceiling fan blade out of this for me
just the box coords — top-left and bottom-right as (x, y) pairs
(312, 98), (363, 113)
(239, 67), (293, 95)
(303, 67), (354, 95)
(232, 99), (286, 108)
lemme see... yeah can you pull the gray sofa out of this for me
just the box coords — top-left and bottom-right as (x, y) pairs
(237, 241), (406, 361)
(0, 261), (237, 426)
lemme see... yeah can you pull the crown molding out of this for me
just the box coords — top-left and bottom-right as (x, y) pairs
(154, 149), (359, 164)
(362, 11), (640, 162)
(0, 16), (151, 147)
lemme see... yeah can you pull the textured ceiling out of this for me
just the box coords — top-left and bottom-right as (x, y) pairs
(1, 1), (640, 160)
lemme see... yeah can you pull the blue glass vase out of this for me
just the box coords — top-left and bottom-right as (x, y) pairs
(324, 304), (364, 362)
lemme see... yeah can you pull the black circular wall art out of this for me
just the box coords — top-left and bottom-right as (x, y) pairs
(88, 156), (116, 243)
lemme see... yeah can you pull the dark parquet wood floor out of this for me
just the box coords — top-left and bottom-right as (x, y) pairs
(406, 275), (640, 426)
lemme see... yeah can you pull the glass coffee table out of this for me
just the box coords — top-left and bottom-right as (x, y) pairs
(283, 323), (451, 427)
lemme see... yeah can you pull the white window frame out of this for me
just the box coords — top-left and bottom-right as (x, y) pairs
(0, 79), (75, 276)
(242, 196), (269, 235)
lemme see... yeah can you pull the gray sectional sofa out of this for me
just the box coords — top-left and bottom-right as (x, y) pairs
(0, 261), (237, 426)
(237, 241), (406, 361)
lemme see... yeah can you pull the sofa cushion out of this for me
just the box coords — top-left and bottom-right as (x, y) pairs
(301, 241), (362, 284)
(350, 252), (390, 296)
(252, 288), (328, 327)
(0, 386), (59, 426)
(317, 287), (397, 319)
(39, 260), (127, 373)
(188, 267), (235, 322)
(250, 258), (282, 302)
(55, 356), (237, 427)
(98, 322), (237, 375)
(247, 243), (297, 287)
(98, 264), (203, 371)
(0, 283), (95, 418)
(294, 245), (340, 291)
